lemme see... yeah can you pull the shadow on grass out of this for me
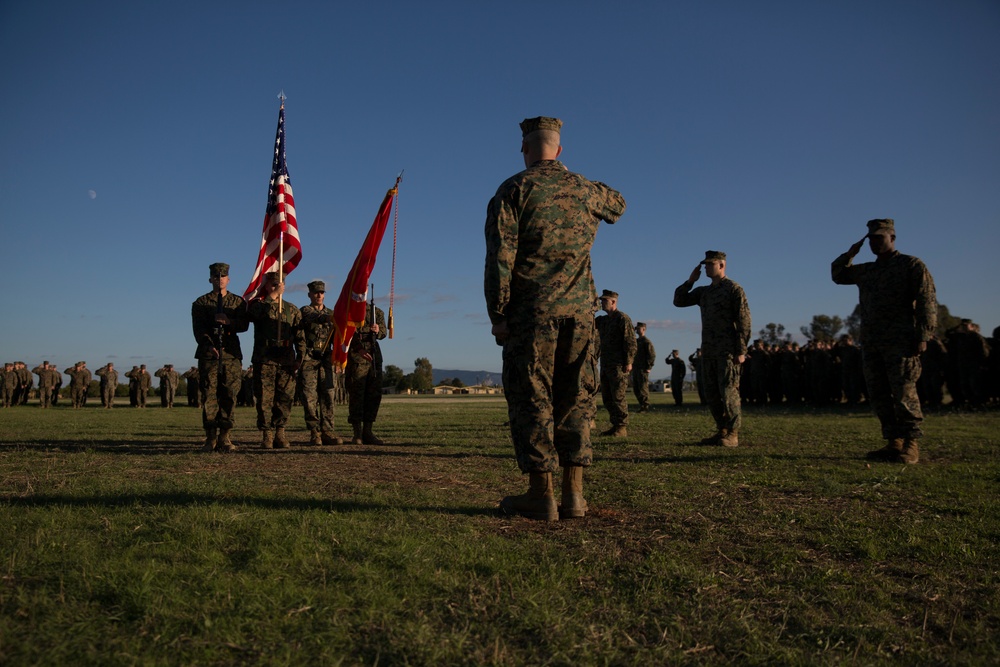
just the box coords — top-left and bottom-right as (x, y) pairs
(1, 491), (496, 516)
(0, 440), (511, 459)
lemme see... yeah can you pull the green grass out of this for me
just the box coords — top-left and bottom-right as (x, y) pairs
(1, 396), (998, 665)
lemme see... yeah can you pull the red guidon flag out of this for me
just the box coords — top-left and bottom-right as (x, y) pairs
(329, 185), (397, 369)
(244, 102), (301, 300)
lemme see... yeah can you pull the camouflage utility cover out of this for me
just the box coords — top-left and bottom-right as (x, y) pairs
(484, 160), (626, 325)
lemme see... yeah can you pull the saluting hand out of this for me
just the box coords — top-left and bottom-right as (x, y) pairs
(847, 236), (867, 258)
(688, 265), (702, 283)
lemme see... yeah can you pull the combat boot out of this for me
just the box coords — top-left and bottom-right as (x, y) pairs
(309, 429), (322, 446)
(559, 466), (587, 519)
(362, 422), (384, 445)
(351, 423), (363, 445)
(217, 429), (237, 452)
(261, 430), (274, 449)
(719, 429), (739, 448)
(897, 439), (920, 464)
(500, 472), (558, 521)
(321, 431), (343, 446)
(203, 427), (218, 452)
(866, 438), (903, 461)
(699, 431), (723, 446)
(274, 427), (290, 449)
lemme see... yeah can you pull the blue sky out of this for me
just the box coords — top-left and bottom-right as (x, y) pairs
(2, 1), (998, 379)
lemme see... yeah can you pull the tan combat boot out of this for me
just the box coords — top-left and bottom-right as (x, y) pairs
(351, 423), (363, 445)
(362, 422), (384, 445)
(203, 427), (218, 452)
(321, 431), (343, 446)
(217, 429), (237, 452)
(309, 429), (322, 446)
(261, 430), (274, 449)
(897, 439), (920, 464)
(559, 466), (587, 519)
(274, 427), (290, 449)
(866, 438), (904, 461)
(719, 429), (739, 447)
(699, 430), (723, 445)
(500, 472), (558, 521)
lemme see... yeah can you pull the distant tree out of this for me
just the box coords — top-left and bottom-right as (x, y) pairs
(845, 305), (862, 341)
(758, 323), (792, 345)
(410, 358), (434, 392)
(383, 364), (404, 389)
(801, 315), (843, 342)
(396, 374), (412, 392)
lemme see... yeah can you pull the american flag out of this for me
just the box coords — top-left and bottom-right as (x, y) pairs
(244, 102), (301, 301)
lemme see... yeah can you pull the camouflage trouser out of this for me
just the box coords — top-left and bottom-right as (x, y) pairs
(254, 359), (297, 430)
(346, 360), (382, 424)
(671, 374), (685, 405)
(631, 369), (650, 410)
(862, 346), (923, 440)
(199, 358), (242, 430)
(300, 357), (337, 432)
(601, 365), (629, 426)
(702, 354), (742, 432)
(71, 386), (87, 408)
(38, 386), (53, 408)
(502, 314), (598, 473)
(160, 384), (175, 407)
(137, 389), (147, 407)
(101, 384), (115, 408)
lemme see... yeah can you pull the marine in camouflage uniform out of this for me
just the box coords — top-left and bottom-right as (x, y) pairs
(95, 363), (118, 408)
(595, 290), (637, 433)
(1, 362), (16, 408)
(248, 272), (305, 449)
(15, 362), (32, 405)
(485, 116), (626, 521)
(631, 322), (656, 413)
(665, 350), (687, 405)
(125, 366), (141, 406)
(155, 364), (181, 408)
(31, 361), (59, 408)
(674, 251), (752, 447)
(300, 280), (343, 446)
(192, 262), (249, 451)
(346, 304), (387, 444)
(832, 219), (936, 464)
(182, 366), (201, 407)
(64, 362), (91, 408)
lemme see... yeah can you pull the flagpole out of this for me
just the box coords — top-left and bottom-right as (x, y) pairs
(276, 93), (286, 342)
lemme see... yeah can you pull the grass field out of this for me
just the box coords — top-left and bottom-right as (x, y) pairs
(1, 395), (998, 666)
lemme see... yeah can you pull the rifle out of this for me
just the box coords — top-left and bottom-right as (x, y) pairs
(214, 291), (225, 389)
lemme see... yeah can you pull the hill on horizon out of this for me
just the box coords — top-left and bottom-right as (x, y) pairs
(431, 369), (500, 387)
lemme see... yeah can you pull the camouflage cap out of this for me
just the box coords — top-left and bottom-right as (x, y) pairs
(600, 289), (619, 300)
(636, 322), (646, 328)
(701, 250), (726, 264)
(866, 219), (894, 236)
(307, 280), (326, 293)
(77, 361), (86, 366)
(672, 349), (679, 355)
(209, 262), (230, 277)
(520, 116), (562, 138)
